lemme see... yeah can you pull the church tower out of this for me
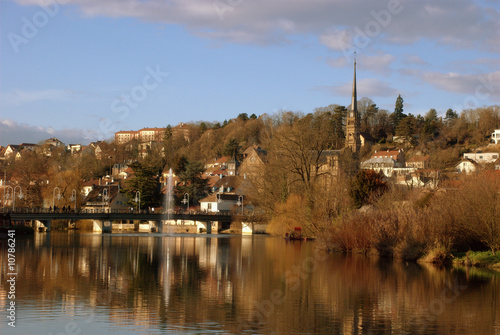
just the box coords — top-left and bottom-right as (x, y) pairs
(345, 57), (361, 154)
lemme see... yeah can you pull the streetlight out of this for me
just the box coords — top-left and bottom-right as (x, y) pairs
(216, 193), (222, 213)
(182, 193), (189, 213)
(102, 188), (109, 212)
(236, 195), (244, 214)
(13, 186), (23, 211)
(70, 189), (77, 211)
(134, 191), (141, 212)
(5, 186), (13, 212)
(53, 187), (61, 211)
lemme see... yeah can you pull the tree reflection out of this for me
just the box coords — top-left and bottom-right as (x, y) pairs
(0, 234), (498, 335)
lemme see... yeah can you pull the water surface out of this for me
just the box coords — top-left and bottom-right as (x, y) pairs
(0, 231), (499, 334)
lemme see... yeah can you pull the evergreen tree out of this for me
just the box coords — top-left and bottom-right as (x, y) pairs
(122, 162), (162, 209)
(222, 138), (242, 159)
(237, 113), (249, 122)
(175, 161), (209, 206)
(391, 94), (406, 132)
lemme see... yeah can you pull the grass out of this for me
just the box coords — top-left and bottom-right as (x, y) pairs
(453, 250), (500, 268)
(419, 245), (453, 266)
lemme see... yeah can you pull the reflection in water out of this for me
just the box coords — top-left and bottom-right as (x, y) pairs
(0, 232), (499, 334)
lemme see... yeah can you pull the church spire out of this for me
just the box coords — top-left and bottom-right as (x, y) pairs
(350, 52), (357, 118)
(345, 53), (361, 154)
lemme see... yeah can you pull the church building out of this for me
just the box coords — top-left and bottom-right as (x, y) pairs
(345, 58), (361, 154)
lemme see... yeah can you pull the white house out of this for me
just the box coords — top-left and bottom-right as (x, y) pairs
(491, 130), (500, 144)
(455, 158), (477, 174)
(463, 152), (499, 164)
(360, 157), (398, 177)
(199, 193), (243, 213)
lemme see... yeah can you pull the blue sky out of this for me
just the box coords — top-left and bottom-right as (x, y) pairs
(1, 0), (499, 146)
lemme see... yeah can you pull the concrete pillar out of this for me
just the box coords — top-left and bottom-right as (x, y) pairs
(35, 220), (51, 232)
(93, 220), (111, 233)
(156, 220), (163, 233)
(102, 220), (112, 233)
(212, 221), (220, 234)
(93, 219), (102, 232)
(206, 221), (212, 234)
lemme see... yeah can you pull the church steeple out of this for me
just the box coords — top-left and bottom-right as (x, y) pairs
(345, 54), (361, 153)
(350, 56), (357, 118)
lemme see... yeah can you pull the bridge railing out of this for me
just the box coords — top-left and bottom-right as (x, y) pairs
(2, 207), (235, 216)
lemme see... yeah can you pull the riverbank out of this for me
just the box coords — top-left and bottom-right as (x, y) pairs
(452, 251), (500, 269)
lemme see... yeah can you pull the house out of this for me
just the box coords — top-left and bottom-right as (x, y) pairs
(463, 152), (499, 164)
(204, 156), (229, 170)
(81, 180), (100, 197)
(44, 138), (64, 148)
(81, 185), (128, 212)
(4, 145), (21, 158)
(15, 148), (32, 160)
(89, 141), (107, 159)
(115, 130), (139, 144)
(67, 144), (82, 154)
(406, 155), (430, 169)
(491, 130), (500, 144)
(3, 143), (36, 158)
(370, 149), (405, 167)
(199, 193), (244, 213)
(227, 157), (238, 175)
(211, 175), (244, 194)
(239, 146), (267, 178)
(395, 169), (440, 189)
(455, 158), (477, 174)
(360, 157), (399, 177)
(112, 163), (130, 179)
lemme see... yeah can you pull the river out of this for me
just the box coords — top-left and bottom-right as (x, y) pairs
(0, 232), (499, 334)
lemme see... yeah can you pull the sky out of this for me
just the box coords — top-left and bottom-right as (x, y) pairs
(0, 0), (499, 146)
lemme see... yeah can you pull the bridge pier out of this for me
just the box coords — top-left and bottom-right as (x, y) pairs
(93, 220), (112, 233)
(155, 220), (163, 233)
(34, 219), (51, 232)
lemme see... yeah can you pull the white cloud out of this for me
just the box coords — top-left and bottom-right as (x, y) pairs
(0, 119), (97, 146)
(420, 71), (500, 98)
(11, 0), (499, 51)
(319, 28), (353, 52)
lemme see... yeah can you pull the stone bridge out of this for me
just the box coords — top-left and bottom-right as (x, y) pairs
(5, 209), (233, 234)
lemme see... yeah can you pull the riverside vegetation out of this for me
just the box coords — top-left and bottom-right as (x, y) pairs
(2, 101), (500, 266)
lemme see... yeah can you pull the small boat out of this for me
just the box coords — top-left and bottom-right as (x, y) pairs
(285, 227), (312, 240)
